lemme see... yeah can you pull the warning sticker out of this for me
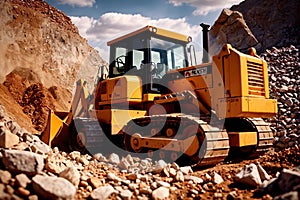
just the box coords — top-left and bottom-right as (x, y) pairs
(184, 67), (208, 78)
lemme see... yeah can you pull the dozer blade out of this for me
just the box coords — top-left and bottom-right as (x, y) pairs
(41, 109), (73, 151)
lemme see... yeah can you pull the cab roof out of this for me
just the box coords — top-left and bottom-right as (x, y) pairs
(107, 25), (191, 46)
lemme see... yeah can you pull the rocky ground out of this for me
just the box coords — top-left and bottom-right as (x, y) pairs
(1, 44), (300, 199)
(1, 100), (300, 200)
(0, 103), (300, 200)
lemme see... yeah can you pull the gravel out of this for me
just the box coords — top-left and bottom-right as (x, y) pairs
(261, 45), (300, 150)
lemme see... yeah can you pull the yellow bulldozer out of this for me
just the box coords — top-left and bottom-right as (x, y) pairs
(41, 24), (277, 166)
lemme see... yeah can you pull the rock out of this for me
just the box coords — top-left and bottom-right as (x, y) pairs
(213, 172), (224, 184)
(0, 170), (11, 184)
(45, 160), (67, 174)
(128, 183), (138, 191)
(139, 187), (152, 195)
(203, 182), (215, 191)
(120, 189), (133, 200)
(184, 175), (204, 184)
(79, 180), (89, 187)
(180, 166), (193, 175)
(78, 157), (89, 166)
(150, 182), (158, 190)
(227, 191), (239, 200)
(59, 166), (80, 187)
(204, 173), (212, 182)
(88, 177), (104, 188)
(214, 192), (223, 198)
(209, 8), (258, 56)
(169, 167), (177, 177)
(257, 163), (271, 181)
(152, 187), (170, 200)
(276, 169), (300, 194)
(2, 150), (44, 175)
(175, 171), (184, 182)
(156, 181), (171, 188)
(90, 185), (117, 200)
(15, 173), (31, 188)
(0, 128), (19, 148)
(32, 175), (76, 200)
(274, 191), (299, 200)
(93, 153), (107, 162)
(0, 183), (11, 199)
(69, 151), (81, 160)
(6, 184), (14, 195)
(171, 162), (180, 171)
(162, 167), (170, 177)
(234, 163), (262, 188)
(152, 160), (167, 174)
(124, 154), (134, 165)
(30, 141), (51, 154)
(126, 173), (138, 181)
(17, 187), (31, 197)
(28, 195), (39, 200)
(0, 192), (12, 200)
(107, 172), (122, 182)
(108, 153), (120, 165)
(119, 157), (130, 170)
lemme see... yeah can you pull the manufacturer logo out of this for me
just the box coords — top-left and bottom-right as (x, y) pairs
(184, 67), (208, 78)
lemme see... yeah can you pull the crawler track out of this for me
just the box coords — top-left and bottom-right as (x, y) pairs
(69, 116), (273, 166)
(248, 118), (274, 157)
(70, 118), (107, 155)
(122, 114), (230, 166)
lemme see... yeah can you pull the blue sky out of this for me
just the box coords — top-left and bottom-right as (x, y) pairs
(45, 0), (243, 61)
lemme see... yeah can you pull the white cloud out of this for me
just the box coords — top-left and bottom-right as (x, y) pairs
(168, 0), (243, 15)
(71, 13), (203, 62)
(57, 0), (95, 7)
(72, 12), (201, 44)
(70, 16), (96, 40)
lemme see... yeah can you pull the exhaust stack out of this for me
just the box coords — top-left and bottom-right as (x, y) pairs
(200, 23), (210, 63)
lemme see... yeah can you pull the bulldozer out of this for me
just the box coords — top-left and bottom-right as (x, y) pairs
(41, 24), (277, 166)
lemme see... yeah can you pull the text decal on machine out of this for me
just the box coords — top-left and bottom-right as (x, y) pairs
(184, 67), (208, 78)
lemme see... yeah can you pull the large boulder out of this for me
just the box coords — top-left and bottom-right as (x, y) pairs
(90, 185), (117, 200)
(32, 175), (76, 200)
(256, 168), (300, 198)
(209, 8), (258, 57)
(2, 149), (44, 175)
(234, 163), (263, 188)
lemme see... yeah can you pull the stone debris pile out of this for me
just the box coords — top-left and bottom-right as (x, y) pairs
(261, 45), (300, 150)
(233, 162), (300, 200)
(234, 163), (271, 188)
(0, 104), (235, 199)
(255, 167), (300, 200)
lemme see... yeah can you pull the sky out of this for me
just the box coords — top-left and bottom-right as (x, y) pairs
(45, 0), (244, 61)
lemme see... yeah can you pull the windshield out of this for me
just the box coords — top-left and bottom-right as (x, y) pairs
(150, 37), (188, 70)
(109, 35), (190, 78)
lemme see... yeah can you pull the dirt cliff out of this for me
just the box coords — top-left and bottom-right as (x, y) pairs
(209, 0), (300, 55)
(231, 0), (300, 53)
(0, 0), (106, 132)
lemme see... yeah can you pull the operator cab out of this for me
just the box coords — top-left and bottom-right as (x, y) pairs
(107, 26), (194, 93)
